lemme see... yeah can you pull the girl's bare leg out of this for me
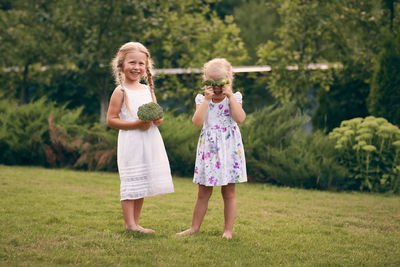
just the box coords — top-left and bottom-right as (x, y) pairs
(134, 198), (155, 233)
(221, 183), (236, 239)
(176, 185), (213, 236)
(121, 200), (139, 231)
(121, 198), (154, 233)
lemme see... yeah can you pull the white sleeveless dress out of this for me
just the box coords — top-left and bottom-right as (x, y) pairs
(117, 84), (174, 200)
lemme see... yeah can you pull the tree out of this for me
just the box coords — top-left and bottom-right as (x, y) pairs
(382, 0), (400, 32)
(233, 0), (280, 64)
(61, 0), (248, 123)
(0, 0), (68, 104)
(312, 63), (370, 132)
(313, 0), (399, 131)
(1, 0), (249, 121)
(368, 34), (400, 126)
(257, 0), (336, 109)
(257, 0), (395, 127)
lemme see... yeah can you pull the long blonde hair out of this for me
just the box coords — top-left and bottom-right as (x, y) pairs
(111, 42), (156, 113)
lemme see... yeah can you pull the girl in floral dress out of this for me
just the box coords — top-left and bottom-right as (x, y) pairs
(176, 58), (247, 239)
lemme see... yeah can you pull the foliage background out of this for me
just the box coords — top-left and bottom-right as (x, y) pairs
(1, 0), (400, 193)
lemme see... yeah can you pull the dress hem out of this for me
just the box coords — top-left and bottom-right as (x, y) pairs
(193, 181), (247, 187)
(120, 189), (174, 201)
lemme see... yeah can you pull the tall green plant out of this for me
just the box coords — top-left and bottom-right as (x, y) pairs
(329, 116), (400, 192)
(0, 97), (117, 171)
(0, 98), (52, 165)
(258, 0), (386, 111)
(312, 63), (370, 132)
(159, 112), (200, 177)
(368, 33), (400, 126)
(241, 104), (347, 189)
(73, 123), (118, 172)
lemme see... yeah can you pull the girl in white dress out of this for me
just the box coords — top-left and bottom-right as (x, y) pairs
(177, 58), (247, 239)
(106, 42), (174, 233)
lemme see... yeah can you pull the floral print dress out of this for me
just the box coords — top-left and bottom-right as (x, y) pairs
(193, 92), (247, 186)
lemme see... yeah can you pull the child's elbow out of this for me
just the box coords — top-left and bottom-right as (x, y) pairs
(193, 121), (202, 128)
(236, 114), (246, 124)
(192, 118), (202, 128)
(106, 117), (113, 128)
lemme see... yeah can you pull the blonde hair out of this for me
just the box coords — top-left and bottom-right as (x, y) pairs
(111, 42), (156, 113)
(202, 58), (234, 85)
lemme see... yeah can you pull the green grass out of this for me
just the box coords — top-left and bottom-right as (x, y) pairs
(1, 165), (399, 266)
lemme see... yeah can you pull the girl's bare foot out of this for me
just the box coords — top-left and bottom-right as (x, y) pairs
(137, 225), (155, 233)
(126, 225), (155, 233)
(176, 228), (198, 236)
(126, 227), (140, 232)
(222, 232), (232, 239)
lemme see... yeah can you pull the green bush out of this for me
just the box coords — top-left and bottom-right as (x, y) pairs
(0, 98), (51, 165)
(312, 63), (370, 133)
(329, 116), (400, 193)
(368, 33), (400, 126)
(159, 112), (200, 177)
(0, 98), (117, 171)
(42, 104), (118, 171)
(241, 104), (348, 189)
(73, 123), (118, 172)
(4, 97), (398, 194)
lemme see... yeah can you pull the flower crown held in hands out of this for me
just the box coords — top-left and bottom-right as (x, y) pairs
(137, 102), (164, 122)
(202, 78), (230, 87)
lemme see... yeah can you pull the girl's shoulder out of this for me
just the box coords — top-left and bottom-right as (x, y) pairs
(113, 85), (124, 95)
(232, 91), (243, 103)
(195, 94), (204, 105)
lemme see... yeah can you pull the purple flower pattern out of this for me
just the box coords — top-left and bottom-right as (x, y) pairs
(193, 93), (247, 186)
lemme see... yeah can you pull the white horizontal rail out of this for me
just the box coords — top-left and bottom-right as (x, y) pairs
(3, 63), (342, 74)
(154, 64), (341, 74)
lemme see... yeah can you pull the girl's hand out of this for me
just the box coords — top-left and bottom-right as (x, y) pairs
(137, 120), (152, 130)
(204, 86), (214, 101)
(222, 84), (234, 98)
(153, 117), (163, 127)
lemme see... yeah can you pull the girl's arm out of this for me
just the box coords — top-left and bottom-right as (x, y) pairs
(192, 87), (213, 127)
(106, 88), (152, 130)
(224, 85), (246, 124)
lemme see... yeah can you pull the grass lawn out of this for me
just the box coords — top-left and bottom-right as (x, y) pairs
(1, 165), (399, 266)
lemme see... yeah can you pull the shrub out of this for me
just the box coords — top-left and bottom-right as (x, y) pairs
(0, 97), (117, 171)
(42, 102), (117, 171)
(368, 33), (400, 126)
(329, 116), (400, 193)
(73, 123), (118, 172)
(241, 104), (347, 189)
(0, 98), (52, 165)
(159, 112), (200, 177)
(312, 63), (370, 133)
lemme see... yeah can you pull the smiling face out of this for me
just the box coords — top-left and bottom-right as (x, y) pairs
(122, 51), (147, 84)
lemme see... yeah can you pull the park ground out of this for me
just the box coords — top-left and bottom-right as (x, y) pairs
(1, 165), (399, 266)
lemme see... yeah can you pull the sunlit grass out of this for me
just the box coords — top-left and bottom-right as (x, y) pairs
(1, 165), (399, 266)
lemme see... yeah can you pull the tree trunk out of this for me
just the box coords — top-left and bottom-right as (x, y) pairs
(389, 1), (394, 32)
(19, 63), (30, 105)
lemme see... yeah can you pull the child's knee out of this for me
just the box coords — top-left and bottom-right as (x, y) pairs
(221, 187), (236, 200)
(197, 186), (213, 200)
